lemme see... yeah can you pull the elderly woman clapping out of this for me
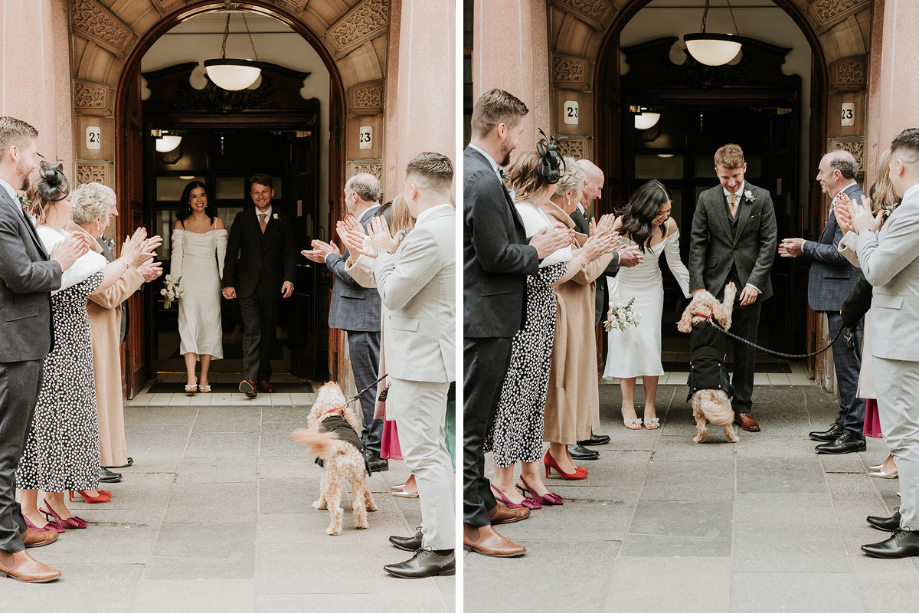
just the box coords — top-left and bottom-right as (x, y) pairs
(64, 183), (162, 502)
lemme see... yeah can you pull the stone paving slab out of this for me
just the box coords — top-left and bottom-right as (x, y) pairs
(465, 384), (919, 612)
(15, 401), (453, 613)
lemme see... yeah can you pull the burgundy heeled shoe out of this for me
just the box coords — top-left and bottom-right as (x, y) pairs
(490, 483), (541, 510)
(40, 501), (87, 529)
(516, 475), (564, 505)
(544, 450), (587, 481)
(22, 514), (64, 533)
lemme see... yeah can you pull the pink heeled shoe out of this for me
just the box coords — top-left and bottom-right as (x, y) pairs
(22, 514), (64, 533)
(516, 475), (563, 505)
(40, 500), (87, 529)
(491, 483), (541, 510)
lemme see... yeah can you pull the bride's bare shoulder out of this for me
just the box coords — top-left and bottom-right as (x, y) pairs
(215, 217), (226, 230)
(173, 219), (183, 230)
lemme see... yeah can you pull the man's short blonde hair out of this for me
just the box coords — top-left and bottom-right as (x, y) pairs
(714, 144), (745, 169)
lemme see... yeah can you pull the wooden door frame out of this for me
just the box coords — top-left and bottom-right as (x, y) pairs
(593, 0), (829, 375)
(114, 0), (346, 394)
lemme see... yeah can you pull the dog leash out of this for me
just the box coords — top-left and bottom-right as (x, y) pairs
(704, 319), (845, 361)
(345, 373), (389, 406)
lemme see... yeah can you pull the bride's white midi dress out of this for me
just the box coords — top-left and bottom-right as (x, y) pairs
(604, 230), (691, 378)
(171, 228), (227, 359)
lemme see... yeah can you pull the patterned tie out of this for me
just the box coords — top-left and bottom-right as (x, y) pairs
(728, 192), (738, 219)
(259, 212), (267, 233)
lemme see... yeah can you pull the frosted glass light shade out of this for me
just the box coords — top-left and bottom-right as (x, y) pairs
(684, 33), (742, 67)
(634, 112), (661, 130)
(204, 59), (262, 91)
(156, 135), (182, 153)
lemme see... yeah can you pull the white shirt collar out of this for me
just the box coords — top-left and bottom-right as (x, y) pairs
(469, 144), (502, 179)
(0, 177), (21, 209)
(903, 183), (919, 203)
(833, 181), (859, 202)
(723, 181), (745, 197)
(256, 205), (272, 219)
(576, 202), (586, 215)
(415, 203), (452, 227)
(362, 204), (380, 220)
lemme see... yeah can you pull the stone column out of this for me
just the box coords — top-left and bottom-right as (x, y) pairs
(470, 0), (551, 158)
(0, 0), (74, 177)
(866, 0), (919, 184)
(384, 0), (456, 196)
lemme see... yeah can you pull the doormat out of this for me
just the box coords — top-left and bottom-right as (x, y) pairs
(168, 343), (285, 361)
(146, 381), (316, 394)
(662, 362), (792, 374)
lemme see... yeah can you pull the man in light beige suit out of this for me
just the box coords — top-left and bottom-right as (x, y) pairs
(365, 152), (456, 578)
(839, 128), (919, 558)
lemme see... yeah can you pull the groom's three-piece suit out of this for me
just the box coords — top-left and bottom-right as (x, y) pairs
(0, 183), (62, 553)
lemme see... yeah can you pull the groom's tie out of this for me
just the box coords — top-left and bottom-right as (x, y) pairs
(258, 212), (268, 233)
(728, 193), (738, 219)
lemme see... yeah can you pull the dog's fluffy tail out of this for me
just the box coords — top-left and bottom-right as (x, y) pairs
(698, 390), (735, 426)
(291, 429), (335, 459)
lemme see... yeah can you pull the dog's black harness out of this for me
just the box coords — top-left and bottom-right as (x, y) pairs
(686, 319), (734, 402)
(314, 413), (372, 475)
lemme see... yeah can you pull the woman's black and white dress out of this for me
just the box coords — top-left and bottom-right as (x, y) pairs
(486, 201), (571, 468)
(16, 227), (105, 492)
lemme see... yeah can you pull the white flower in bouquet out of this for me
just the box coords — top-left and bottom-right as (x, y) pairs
(162, 275), (185, 309)
(604, 296), (641, 332)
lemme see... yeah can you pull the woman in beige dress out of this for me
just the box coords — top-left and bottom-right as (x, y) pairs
(67, 183), (162, 502)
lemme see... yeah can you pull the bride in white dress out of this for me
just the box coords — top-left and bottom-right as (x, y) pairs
(604, 180), (691, 429)
(171, 181), (227, 393)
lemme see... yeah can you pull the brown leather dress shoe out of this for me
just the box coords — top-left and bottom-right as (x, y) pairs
(0, 551), (61, 582)
(734, 413), (761, 432)
(463, 524), (525, 557)
(239, 379), (257, 398)
(256, 380), (275, 393)
(21, 529), (57, 548)
(487, 502), (530, 524)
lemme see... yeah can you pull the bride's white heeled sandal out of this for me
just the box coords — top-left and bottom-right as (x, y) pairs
(184, 378), (198, 394)
(643, 417), (660, 430)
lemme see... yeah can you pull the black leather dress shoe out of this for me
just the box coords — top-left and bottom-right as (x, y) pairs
(578, 432), (610, 446)
(809, 423), (844, 442)
(389, 529), (423, 552)
(365, 451), (389, 473)
(104, 457), (133, 469)
(815, 431), (867, 454)
(867, 509), (901, 532)
(98, 467), (122, 483)
(862, 528), (919, 558)
(567, 444), (599, 460)
(384, 548), (455, 578)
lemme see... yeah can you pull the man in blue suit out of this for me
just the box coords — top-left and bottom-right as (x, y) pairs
(780, 150), (866, 454)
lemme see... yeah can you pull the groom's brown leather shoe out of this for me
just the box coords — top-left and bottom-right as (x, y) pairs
(734, 413), (761, 432)
(257, 380), (275, 393)
(0, 551), (61, 582)
(21, 529), (57, 548)
(463, 524), (525, 557)
(239, 379), (257, 398)
(488, 502), (530, 524)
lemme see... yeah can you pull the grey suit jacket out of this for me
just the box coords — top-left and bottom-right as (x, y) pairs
(372, 206), (455, 383)
(855, 187), (919, 361)
(802, 182), (865, 312)
(0, 189), (62, 362)
(689, 182), (778, 300)
(327, 207), (382, 332)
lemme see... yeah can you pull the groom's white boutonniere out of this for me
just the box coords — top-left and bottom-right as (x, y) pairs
(499, 169), (510, 183)
(272, 213), (279, 220)
(17, 195), (28, 209)
(104, 237), (116, 253)
(744, 190), (756, 203)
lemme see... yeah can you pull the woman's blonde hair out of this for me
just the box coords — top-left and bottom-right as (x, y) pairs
(71, 182), (114, 226)
(872, 150), (898, 227)
(553, 157), (585, 200)
(389, 193), (414, 235)
(507, 150), (549, 204)
(24, 175), (58, 226)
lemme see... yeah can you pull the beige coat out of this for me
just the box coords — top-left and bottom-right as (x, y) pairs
(67, 222), (145, 467)
(540, 202), (614, 444)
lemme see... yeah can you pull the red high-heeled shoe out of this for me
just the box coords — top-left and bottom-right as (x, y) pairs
(69, 490), (110, 503)
(544, 450), (587, 480)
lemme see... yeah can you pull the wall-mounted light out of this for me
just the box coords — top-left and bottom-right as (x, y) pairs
(634, 112), (661, 130)
(156, 135), (182, 153)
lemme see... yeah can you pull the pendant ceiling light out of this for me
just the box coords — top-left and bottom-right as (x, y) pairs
(634, 112), (661, 130)
(156, 134), (182, 153)
(204, 13), (262, 91)
(684, 0), (743, 67)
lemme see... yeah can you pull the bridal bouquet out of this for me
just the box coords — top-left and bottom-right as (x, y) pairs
(161, 274), (185, 309)
(604, 296), (641, 332)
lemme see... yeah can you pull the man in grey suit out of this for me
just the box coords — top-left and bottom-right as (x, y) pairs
(0, 116), (89, 582)
(837, 128), (919, 558)
(304, 173), (386, 471)
(359, 152), (456, 578)
(780, 150), (866, 454)
(689, 144), (777, 433)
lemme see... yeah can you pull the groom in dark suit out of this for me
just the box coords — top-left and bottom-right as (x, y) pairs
(0, 116), (89, 582)
(779, 150), (866, 453)
(463, 89), (570, 557)
(222, 174), (297, 397)
(689, 144), (777, 433)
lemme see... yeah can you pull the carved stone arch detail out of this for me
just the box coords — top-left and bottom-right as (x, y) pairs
(321, 0), (389, 60)
(71, 0), (137, 57)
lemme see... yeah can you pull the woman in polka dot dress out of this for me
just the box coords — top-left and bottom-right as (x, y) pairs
(16, 169), (149, 532)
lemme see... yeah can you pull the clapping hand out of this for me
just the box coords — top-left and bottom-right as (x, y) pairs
(580, 230), (616, 262)
(134, 234), (163, 266)
(592, 214), (616, 236)
(368, 216), (400, 255)
(301, 239), (340, 263)
(336, 222), (371, 260)
(778, 237), (805, 258)
(119, 227), (147, 263)
(617, 244), (643, 268)
(51, 232), (91, 272)
(136, 260), (163, 283)
(847, 194), (883, 234)
(835, 193), (855, 234)
(530, 225), (571, 259)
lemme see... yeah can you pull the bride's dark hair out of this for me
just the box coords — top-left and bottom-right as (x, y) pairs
(616, 180), (671, 253)
(177, 180), (217, 223)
